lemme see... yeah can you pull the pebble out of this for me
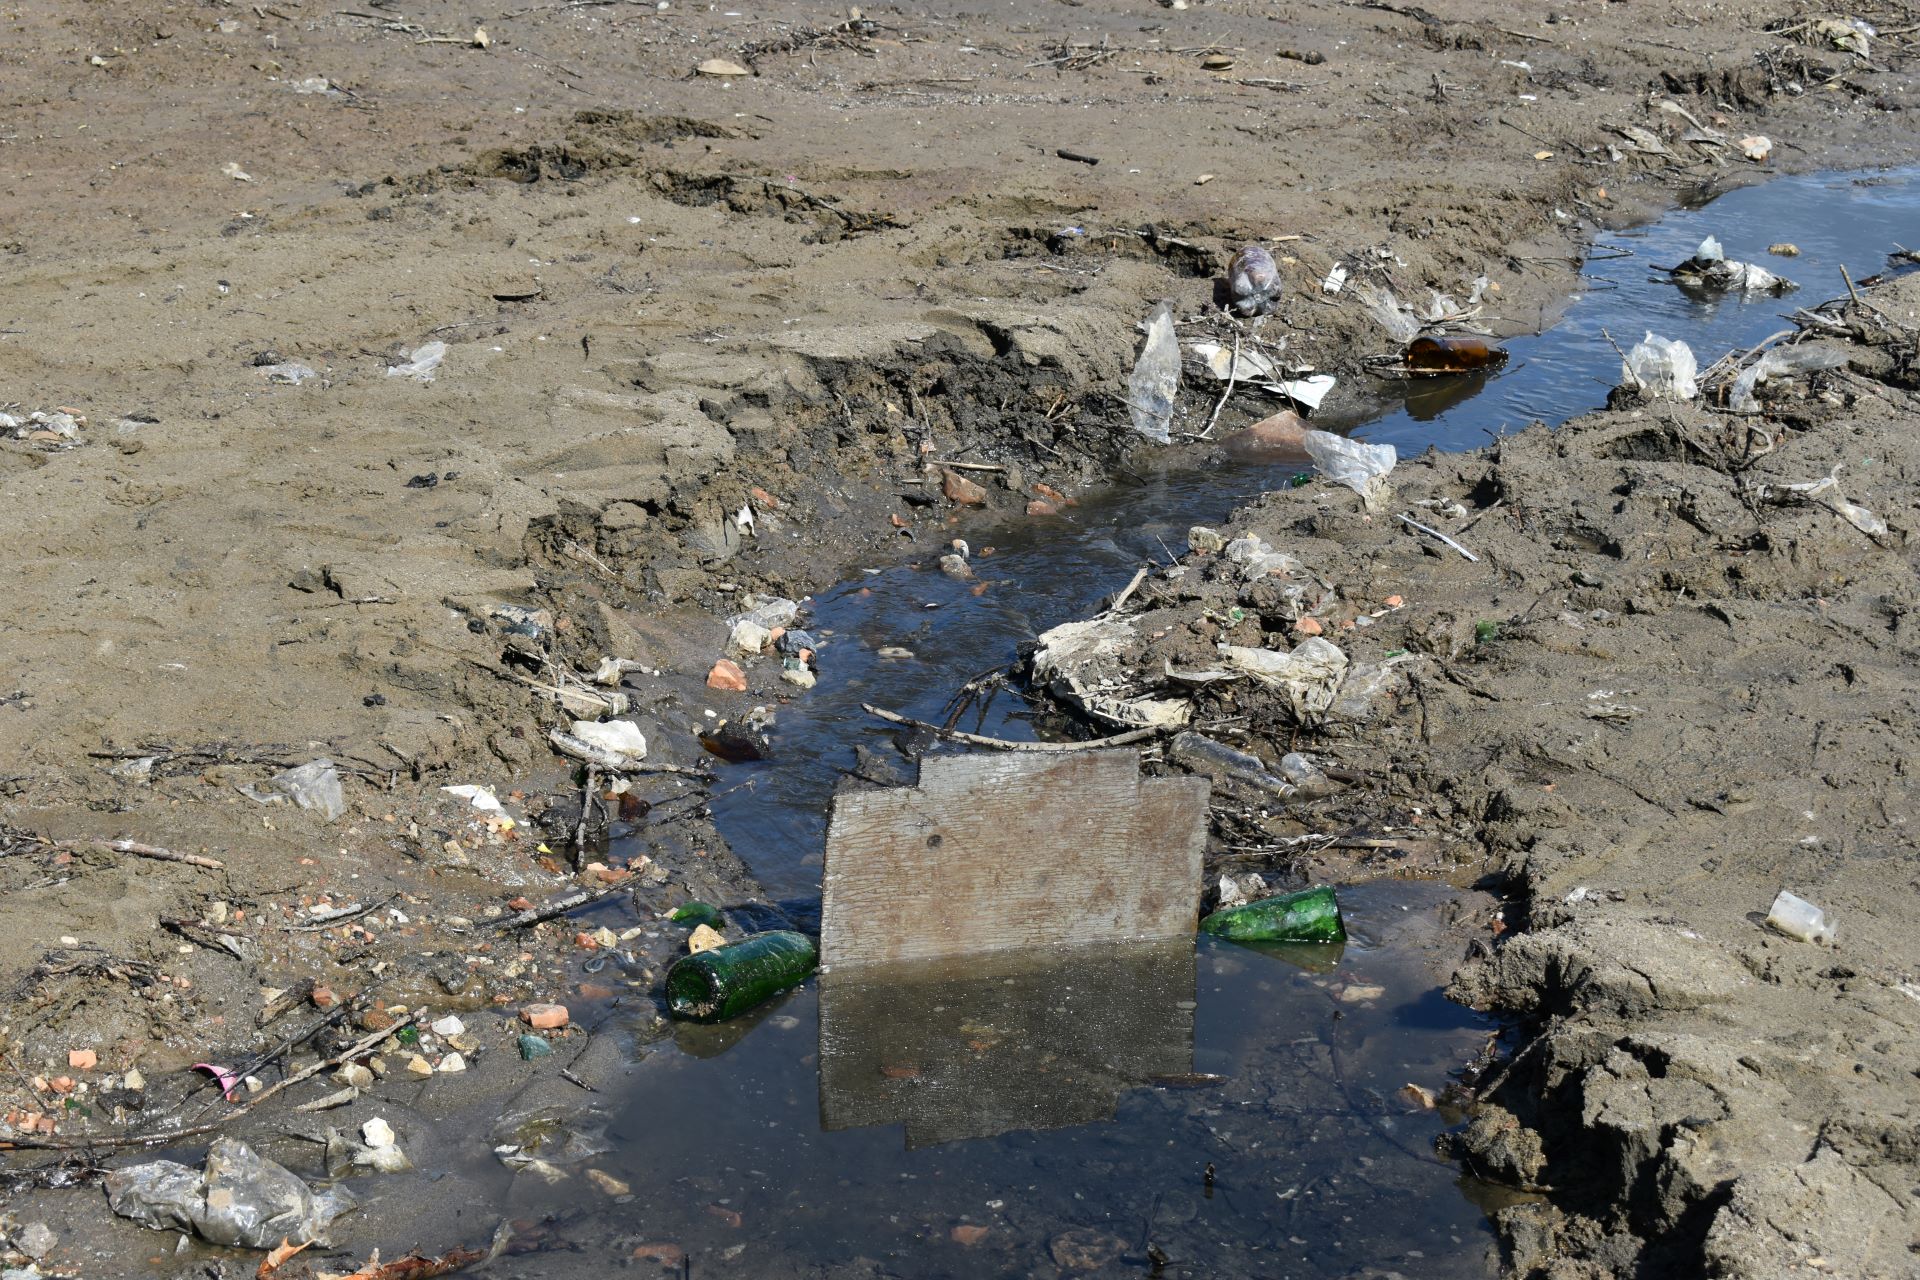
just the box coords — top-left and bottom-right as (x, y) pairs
(521, 1003), (570, 1031)
(688, 924), (727, 954)
(333, 1063), (374, 1089)
(15, 1221), (55, 1260)
(781, 665), (817, 690)
(706, 659), (748, 692)
(942, 470), (988, 505)
(405, 1054), (434, 1078)
(586, 1168), (631, 1197)
(429, 1015), (466, 1037)
(437, 1052), (467, 1074)
(67, 1049), (97, 1071)
(1295, 616), (1324, 636)
(122, 1068), (144, 1090)
(362, 1117), (396, 1148)
(631, 1243), (685, 1267)
(518, 1034), (554, 1060)
(951, 1225), (990, 1246)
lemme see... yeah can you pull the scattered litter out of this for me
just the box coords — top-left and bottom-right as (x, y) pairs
(1199, 886), (1346, 943)
(1761, 465), (1889, 540)
(1621, 331), (1698, 401)
(3, 409), (84, 445)
(385, 341), (447, 381)
(442, 784), (505, 815)
(666, 930), (818, 1021)
(265, 759), (346, 822)
(1726, 343), (1848, 413)
(1766, 889), (1837, 945)
(1399, 335), (1507, 375)
(221, 162), (253, 182)
(260, 362), (317, 385)
(729, 596), (801, 632)
(1303, 429), (1396, 511)
(1126, 301), (1181, 443)
(696, 57), (752, 76)
(192, 1062), (241, 1101)
(1738, 135), (1772, 163)
(563, 719), (648, 768)
(1218, 636), (1349, 719)
(1321, 264), (1348, 295)
(1221, 531), (1299, 578)
(1190, 343), (1336, 410)
(1803, 15), (1871, 57)
(1167, 732), (1295, 803)
(1226, 244), (1282, 317)
(105, 1137), (356, 1249)
(1672, 236), (1796, 294)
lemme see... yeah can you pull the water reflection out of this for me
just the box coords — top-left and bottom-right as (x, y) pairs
(818, 940), (1199, 1148)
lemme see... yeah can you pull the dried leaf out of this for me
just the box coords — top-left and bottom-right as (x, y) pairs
(258, 1239), (312, 1279)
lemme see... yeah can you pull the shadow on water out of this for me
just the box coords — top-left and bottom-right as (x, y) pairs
(576, 167), (1919, 1275)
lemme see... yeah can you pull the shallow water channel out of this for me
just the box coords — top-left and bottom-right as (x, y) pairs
(572, 167), (1920, 1276)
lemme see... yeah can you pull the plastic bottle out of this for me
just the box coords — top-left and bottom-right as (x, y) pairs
(1199, 886), (1346, 943)
(665, 930), (818, 1022)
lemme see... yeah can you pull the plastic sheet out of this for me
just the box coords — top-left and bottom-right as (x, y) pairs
(1126, 302), (1180, 443)
(104, 1137), (356, 1249)
(1622, 332), (1698, 401)
(1304, 429), (1397, 512)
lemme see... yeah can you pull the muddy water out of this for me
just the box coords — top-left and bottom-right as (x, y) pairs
(571, 168), (1918, 1275)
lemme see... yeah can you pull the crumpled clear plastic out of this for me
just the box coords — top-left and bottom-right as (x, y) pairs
(1219, 636), (1349, 719)
(104, 1137), (356, 1249)
(1622, 332), (1698, 401)
(386, 340), (447, 381)
(1768, 466), (1889, 540)
(1304, 429), (1397, 512)
(267, 758), (346, 822)
(1727, 344), (1849, 413)
(1126, 301), (1180, 443)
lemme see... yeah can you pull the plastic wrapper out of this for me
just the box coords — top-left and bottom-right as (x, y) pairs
(1727, 344), (1849, 414)
(1219, 636), (1349, 719)
(385, 340), (446, 381)
(104, 1137), (356, 1249)
(267, 758), (345, 822)
(1126, 301), (1180, 443)
(1622, 332), (1698, 401)
(1303, 429), (1396, 511)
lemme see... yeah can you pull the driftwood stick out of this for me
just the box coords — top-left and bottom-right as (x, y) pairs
(862, 703), (1163, 752)
(1102, 565), (1152, 617)
(1396, 514), (1481, 562)
(489, 884), (626, 930)
(0, 1015), (419, 1152)
(65, 838), (224, 871)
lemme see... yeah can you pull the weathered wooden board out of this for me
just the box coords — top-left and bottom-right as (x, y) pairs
(819, 750), (1207, 969)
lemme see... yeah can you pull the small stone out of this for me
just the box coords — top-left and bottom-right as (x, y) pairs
(362, 1117), (396, 1148)
(1768, 242), (1801, 257)
(1188, 526), (1225, 554)
(521, 1003), (570, 1031)
(122, 1068), (145, 1090)
(430, 1015), (466, 1037)
(687, 924), (727, 954)
(592, 926), (619, 949)
(951, 1224), (990, 1246)
(47, 1077), (74, 1095)
(15, 1221), (56, 1260)
(405, 1054), (434, 1078)
(1026, 499), (1059, 517)
(311, 985), (338, 1009)
(781, 665), (817, 690)
(67, 1049), (97, 1071)
(1294, 616), (1324, 636)
(1384, 594), (1404, 607)
(437, 1052), (467, 1074)
(367, 1056), (389, 1077)
(333, 1063), (374, 1089)
(706, 659), (748, 692)
(586, 1168), (631, 1196)
(631, 1243), (685, 1267)
(518, 1034), (554, 1060)
(942, 470), (988, 505)
(728, 619), (771, 654)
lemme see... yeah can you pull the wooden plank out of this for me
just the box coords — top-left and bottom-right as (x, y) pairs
(819, 750), (1206, 969)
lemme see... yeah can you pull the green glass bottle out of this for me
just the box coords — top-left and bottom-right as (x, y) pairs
(1199, 886), (1346, 943)
(665, 930), (818, 1022)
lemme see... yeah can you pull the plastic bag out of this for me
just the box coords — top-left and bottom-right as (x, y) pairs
(1622, 332), (1698, 401)
(1220, 637), (1349, 719)
(268, 759), (345, 822)
(1727, 344), (1848, 414)
(1126, 301), (1180, 443)
(1304, 429), (1396, 512)
(1351, 280), (1421, 344)
(1771, 467), (1889, 540)
(386, 340), (447, 381)
(104, 1137), (356, 1249)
